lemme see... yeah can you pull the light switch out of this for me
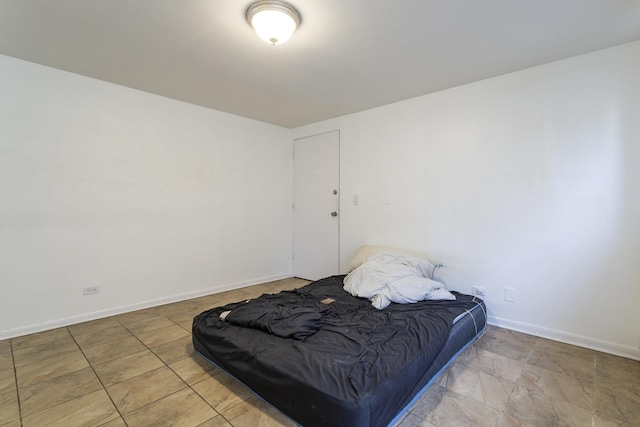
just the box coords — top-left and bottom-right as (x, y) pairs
(505, 287), (515, 302)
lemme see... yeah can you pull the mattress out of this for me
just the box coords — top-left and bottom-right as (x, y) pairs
(192, 275), (486, 427)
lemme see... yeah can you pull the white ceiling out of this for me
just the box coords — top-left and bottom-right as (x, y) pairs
(1, 1), (639, 128)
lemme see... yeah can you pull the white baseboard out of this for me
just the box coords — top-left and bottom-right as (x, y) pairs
(5, 286), (638, 363)
(0, 273), (291, 341)
(487, 315), (640, 361)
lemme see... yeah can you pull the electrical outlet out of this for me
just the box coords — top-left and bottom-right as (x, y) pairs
(471, 286), (486, 298)
(505, 287), (515, 302)
(83, 286), (99, 296)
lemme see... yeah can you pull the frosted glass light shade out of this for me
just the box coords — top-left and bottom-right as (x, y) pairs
(247, 1), (301, 45)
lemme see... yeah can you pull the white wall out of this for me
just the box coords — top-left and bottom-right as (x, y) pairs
(0, 55), (292, 339)
(293, 41), (640, 360)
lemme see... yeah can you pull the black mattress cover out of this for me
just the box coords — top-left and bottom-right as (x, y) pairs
(192, 275), (486, 427)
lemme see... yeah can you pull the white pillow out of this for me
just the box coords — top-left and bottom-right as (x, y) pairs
(346, 244), (432, 273)
(343, 252), (455, 309)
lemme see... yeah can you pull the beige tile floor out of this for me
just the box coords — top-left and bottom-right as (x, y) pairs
(1, 277), (638, 427)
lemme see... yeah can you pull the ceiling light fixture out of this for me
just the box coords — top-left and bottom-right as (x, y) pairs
(246, 1), (301, 45)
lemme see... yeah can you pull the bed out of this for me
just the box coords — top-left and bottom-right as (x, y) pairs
(193, 251), (486, 427)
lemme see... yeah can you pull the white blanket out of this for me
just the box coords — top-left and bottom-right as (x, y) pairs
(343, 252), (455, 309)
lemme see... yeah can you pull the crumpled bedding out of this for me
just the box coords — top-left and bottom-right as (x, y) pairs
(343, 252), (455, 309)
(222, 299), (324, 340)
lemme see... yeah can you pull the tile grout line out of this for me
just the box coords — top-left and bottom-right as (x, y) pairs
(67, 326), (128, 426)
(591, 351), (597, 427)
(80, 319), (199, 426)
(159, 337), (226, 424)
(66, 309), (200, 422)
(10, 330), (93, 425)
(155, 309), (248, 427)
(92, 313), (214, 424)
(9, 339), (24, 427)
(80, 309), (204, 423)
(591, 352), (596, 427)
(96, 314), (183, 422)
(441, 331), (535, 427)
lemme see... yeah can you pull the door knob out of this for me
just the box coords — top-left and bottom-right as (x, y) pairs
(331, 211), (338, 217)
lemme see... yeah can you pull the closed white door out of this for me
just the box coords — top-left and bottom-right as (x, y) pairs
(293, 131), (340, 280)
